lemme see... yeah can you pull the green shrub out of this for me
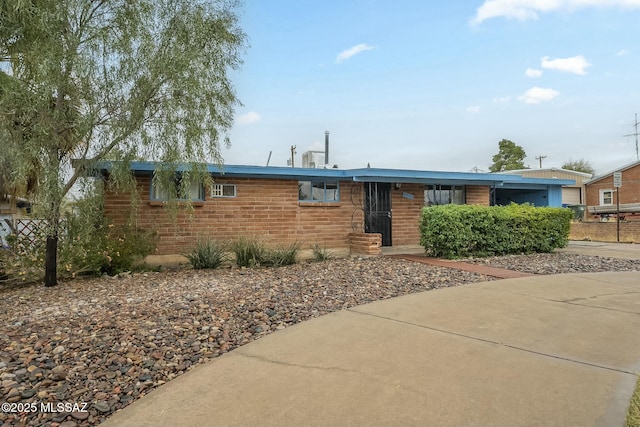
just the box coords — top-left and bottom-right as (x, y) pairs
(265, 242), (301, 267)
(312, 243), (333, 261)
(231, 236), (268, 268)
(0, 200), (157, 283)
(101, 226), (158, 275)
(420, 203), (572, 259)
(185, 237), (226, 269)
(229, 237), (301, 268)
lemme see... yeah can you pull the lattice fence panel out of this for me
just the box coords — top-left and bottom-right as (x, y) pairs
(14, 219), (47, 246)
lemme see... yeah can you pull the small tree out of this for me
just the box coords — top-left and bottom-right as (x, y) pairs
(0, 0), (247, 286)
(489, 139), (528, 172)
(562, 159), (595, 175)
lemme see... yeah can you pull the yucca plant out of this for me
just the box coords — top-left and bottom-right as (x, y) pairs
(265, 242), (301, 267)
(231, 236), (267, 268)
(185, 237), (226, 269)
(312, 243), (333, 262)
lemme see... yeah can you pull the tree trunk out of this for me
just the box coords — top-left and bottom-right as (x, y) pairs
(45, 235), (58, 287)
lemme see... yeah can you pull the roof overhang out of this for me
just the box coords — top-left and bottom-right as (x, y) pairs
(89, 161), (574, 188)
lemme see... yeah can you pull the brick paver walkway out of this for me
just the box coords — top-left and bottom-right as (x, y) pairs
(388, 254), (535, 279)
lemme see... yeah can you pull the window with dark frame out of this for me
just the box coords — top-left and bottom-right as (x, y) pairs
(424, 185), (465, 206)
(298, 180), (340, 202)
(151, 173), (205, 201)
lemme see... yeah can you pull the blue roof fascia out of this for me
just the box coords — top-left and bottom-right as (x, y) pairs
(98, 161), (348, 180)
(351, 176), (499, 186)
(346, 168), (572, 187)
(104, 161), (574, 187)
(348, 168), (505, 182)
(210, 164), (349, 180)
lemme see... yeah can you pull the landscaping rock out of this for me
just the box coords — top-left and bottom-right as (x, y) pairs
(0, 254), (636, 426)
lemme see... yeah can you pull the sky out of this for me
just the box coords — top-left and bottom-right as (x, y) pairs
(224, 0), (640, 175)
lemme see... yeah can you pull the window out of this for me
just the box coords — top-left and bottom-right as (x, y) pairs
(298, 180), (340, 202)
(599, 189), (614, 206)
(424, 185), (465, 206)
(211, 184), (237, 198)
(151, 174), (204, 201)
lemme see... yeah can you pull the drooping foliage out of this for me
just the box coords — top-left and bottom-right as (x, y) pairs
(0, 0), (247, 285)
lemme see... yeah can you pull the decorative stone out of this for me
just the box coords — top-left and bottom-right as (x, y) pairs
(51, 365), (68, 380)
(0, 254), (636, 427)
(20, 389), (36, 398)
(71, 411), (90, 421)
(93, 401), (110, 413)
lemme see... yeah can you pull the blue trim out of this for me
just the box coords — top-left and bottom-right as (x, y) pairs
(93, 161), (575, 187)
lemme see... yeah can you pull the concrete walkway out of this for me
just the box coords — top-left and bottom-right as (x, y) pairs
(387, 254), (536, 279)
(559, 240), (640, 260)
(103, 271), (640, 427)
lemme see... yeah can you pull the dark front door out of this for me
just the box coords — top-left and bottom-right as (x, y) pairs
(364, 182), (392, 246)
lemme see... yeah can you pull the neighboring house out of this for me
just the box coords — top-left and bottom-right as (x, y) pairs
(500, 168), (592, 206)
(584, 160), (640, 221)
(91, 162), (574, 257)
(0, 194), (32, 246)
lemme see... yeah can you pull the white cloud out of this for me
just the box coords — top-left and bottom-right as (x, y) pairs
(466, 106), (481, 114)
(471, 0), (640, 25)
(492, 95), (511, 103)
(236, 111), (261, 125)
(525, 68), (543, 78)
(616, 49), (630, 56)
(518, 86), (559, 104)
(541, 55), (591, 75)
(336, 43), (375, 64)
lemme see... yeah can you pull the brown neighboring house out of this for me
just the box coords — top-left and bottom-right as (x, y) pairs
(584, 160), (640, 221)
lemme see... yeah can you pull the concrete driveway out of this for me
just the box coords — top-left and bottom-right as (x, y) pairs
(103, 271), (640, 427)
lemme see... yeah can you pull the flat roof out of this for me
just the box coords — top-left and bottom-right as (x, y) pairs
(93, 161), (575, 187)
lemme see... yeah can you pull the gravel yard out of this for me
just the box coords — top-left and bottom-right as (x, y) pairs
(0, 253), (638, 427)
(462, 252), (640, 274)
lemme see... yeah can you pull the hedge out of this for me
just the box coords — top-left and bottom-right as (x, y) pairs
(419, 203), (573, 259)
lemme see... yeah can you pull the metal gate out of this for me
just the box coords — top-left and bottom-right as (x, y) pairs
(364, 182), (392, 246)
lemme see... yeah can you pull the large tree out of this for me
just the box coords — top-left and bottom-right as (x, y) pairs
(0, 0), (246, 286)
(562, 159), (595, 175)
(489, 139), (528, 172)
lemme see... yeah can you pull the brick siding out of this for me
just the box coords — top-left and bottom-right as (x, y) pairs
(105, 176), (492, 255)
(105, 176), (366, 255)
(466, 185), (490, 206)
(391, 184), (425, 246)
(570, 221), (640, 243)
(585, 164), (640, 221)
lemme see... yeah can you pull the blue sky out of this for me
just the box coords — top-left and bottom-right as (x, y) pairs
(225, 0), (640, 175)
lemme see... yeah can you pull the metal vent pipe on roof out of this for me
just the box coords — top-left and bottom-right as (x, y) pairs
(324, 131), (330, 166)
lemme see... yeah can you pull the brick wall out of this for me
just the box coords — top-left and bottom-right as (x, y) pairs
(105, 176), (365, 255)
(348, 232), (381, 255)
(585, 164), (640, 220)
(570, 221), (640, 243)
(391, 184), (425, 246)
(105, 177), (493, 255)
(466, 186), (490, 205)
